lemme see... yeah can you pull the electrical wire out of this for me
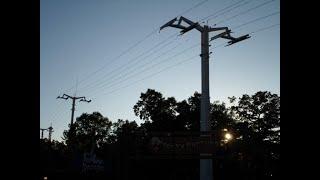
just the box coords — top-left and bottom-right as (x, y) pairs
(87, 42), (200, 97)
(199, 0), (247, 22)
(98, 42), (227, 97)
(249, 23), (279, 34)
(77, 33), (180, 94)
(214, 0), (277, 26)
(60, 0), (211, 94)
(232, 11), (279, 30)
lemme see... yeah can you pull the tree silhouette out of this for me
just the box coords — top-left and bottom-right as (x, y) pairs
(133, 89), (178, 131)
(63, 112), (112, 152)
(41, 89), (280, 180)
(231, 91), (280, 144)
(228, 91), (280, 179)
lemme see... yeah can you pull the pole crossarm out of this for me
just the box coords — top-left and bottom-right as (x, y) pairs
(160, 16), (203, 34)
(208, 27), (228, 32)
(224, 34), (250, 46)
(79, 97), (91, 103)
(160, 16), (250, 46)
(57, 94), (91, 102)
(56, 93), (91, 130)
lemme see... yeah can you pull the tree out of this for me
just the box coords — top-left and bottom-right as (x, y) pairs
(175, 92), (201, 131)
(231, 91), (280, 144)
(63, 112), (112, 152)
(134, 89), (234, 132)
(133, 89), (178, 131)
(110, 119), (139, 142)
(228, 91), (280, 179)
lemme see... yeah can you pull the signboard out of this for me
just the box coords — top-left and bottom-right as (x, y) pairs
(81, 152), (105, 174)
(132, 131), (216, 159)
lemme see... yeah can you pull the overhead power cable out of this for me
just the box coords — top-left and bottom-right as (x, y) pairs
(214, 0), (277, 26)
(87, 43), (200, 97)
(232, 11), (280, 30)
(99, 42), (227, 97)
(60, 0), (210, 94)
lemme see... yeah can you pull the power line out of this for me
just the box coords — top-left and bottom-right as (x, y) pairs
(62, 29), (158, 94)
(77, 33), (180, 94)
(177, 0), (209, 17)
(102, 54), (199, 96)
(60, 0), (211, 94)
(199, 0), (246, 22)
(79, 36), (187, 94)
(214, 0), (277, 26)
(87, 42), (200, 97)
(249, 23), (280, 34)
(89, 44), (198, 96)
(206, 0), (254, 22)
(232, 11), (280, 30)
(100, 41), (227, 98)
(81, 39), (184, 95)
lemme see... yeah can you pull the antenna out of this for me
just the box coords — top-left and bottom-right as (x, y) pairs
(74, 77), (79, 96)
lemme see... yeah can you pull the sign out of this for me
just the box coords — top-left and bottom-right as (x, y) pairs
(132, 131), (216, 159)
(81, 152), (105, 174)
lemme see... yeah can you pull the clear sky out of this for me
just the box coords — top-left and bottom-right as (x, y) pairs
(40, 0), (280, 141)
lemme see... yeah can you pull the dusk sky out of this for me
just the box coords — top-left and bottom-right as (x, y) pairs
(41, 0), (280, 141)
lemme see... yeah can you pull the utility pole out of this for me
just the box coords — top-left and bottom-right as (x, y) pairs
(160, 16), (250, 180)
(48, 124), (53, 142)
(57, 94), (91, 139)
(40, 128), (48, 139)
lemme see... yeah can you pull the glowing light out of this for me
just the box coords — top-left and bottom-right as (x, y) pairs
(225, 133), (232, 140)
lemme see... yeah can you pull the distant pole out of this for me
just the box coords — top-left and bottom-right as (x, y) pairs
(40, 128), (47, 139)
(160, 16), (250, 180)
(48, 124), (53, 142)
(57, 94), (91, 140)
(71, 98), (76, 126)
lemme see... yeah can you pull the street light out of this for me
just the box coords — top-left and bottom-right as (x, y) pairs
(222, 129), (233, 143)
(224, 133), (233, 142)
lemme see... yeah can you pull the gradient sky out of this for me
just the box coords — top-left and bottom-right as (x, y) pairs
(40, 0), (280, 141)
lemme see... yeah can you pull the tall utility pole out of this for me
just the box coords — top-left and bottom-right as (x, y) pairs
(40, 128), (47, 139)
(160, 16), (250, 180)
(57, 94), (91, 137)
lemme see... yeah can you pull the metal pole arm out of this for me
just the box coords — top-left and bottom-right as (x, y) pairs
(79, 97), (91, 103)
(208, 27), (228, 32)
